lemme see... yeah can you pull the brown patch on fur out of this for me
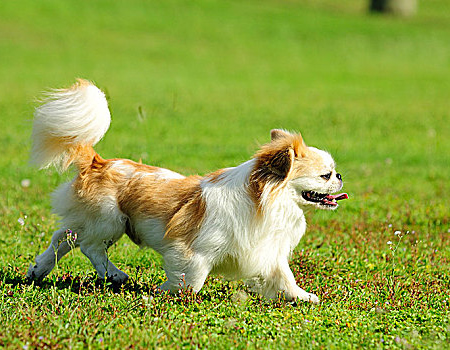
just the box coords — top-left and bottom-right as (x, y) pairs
(72, 155), (124, 210)
(165, 183), (206, 247)
(68, 147), (206, 248)
(118, 173), (206, 248)
(248, 132), (307, 212)
(65, 144), (101, 172)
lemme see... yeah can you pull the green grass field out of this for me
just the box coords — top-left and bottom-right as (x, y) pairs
(1, 0), (449, 348)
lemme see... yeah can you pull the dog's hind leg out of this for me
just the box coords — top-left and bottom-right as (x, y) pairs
(27, 228), (75, 282)
(79, 242), (129, 284)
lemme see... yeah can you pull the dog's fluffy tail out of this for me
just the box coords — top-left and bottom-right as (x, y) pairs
(31, 79), (111, 172)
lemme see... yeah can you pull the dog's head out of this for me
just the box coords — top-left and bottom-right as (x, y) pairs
(251, 129), (348, 210)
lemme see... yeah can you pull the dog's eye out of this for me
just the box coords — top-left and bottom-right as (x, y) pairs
(321, 172), (332, 181)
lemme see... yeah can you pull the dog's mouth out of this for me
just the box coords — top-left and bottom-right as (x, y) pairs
(301, 191), (349, 207)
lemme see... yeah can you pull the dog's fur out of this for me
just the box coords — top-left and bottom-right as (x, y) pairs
(27, 79), (347, 304)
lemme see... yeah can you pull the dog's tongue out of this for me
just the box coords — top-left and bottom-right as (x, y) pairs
(327, 193), (349, 201)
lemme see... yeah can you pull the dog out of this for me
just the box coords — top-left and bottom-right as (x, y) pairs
(27, 79), (348, 304)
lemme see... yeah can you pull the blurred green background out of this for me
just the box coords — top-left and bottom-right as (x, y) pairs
(1, 0), (449, 195)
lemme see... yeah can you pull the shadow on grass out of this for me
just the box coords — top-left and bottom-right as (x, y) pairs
(0, 268), (225, 306)
(0, 267), (159, 296)
(1, 267), (308, 307)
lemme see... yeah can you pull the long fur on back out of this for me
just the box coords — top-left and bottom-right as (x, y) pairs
(31, 79), (111, 172)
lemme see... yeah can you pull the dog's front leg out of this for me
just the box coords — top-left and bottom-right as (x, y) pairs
(264, 259), (320, 304)
(159, 252), (211, 293)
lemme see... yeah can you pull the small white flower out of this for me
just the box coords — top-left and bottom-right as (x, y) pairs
(18, 218), (25, 226)
(387, 241), (393, 245)
(394, 231), (401, 236)
(21, 179), (31, 188)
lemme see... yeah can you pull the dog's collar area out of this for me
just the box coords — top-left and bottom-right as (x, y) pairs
(301, 190), (348, 207)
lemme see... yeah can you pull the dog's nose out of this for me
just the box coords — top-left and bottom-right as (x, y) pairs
(336, 173), (342, 181)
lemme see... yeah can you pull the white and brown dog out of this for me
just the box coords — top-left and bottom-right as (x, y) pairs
(27, 79), (348, 303)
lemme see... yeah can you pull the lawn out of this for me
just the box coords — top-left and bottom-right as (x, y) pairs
(0, 0), (449, 348)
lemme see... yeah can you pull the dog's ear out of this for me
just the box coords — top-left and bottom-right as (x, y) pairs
(250, 134), (302, 209)
(255, 132), (308, 180)
(270, 129), (307, 158)
(270, 129), (291, 141)
(256, 141), (296, 179)
(292, 132), (307, 158)
(267, 146), (295, 178)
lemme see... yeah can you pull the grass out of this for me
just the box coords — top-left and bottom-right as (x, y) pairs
(1, 0), (449, 348)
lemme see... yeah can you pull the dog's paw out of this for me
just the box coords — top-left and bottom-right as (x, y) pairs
(26, 263), (44, 284)
(304, 292), (320, 305)
(106, 270), (129, 285)
(289, 287), (320, 304)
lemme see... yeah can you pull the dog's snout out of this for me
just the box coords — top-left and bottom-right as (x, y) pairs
(336, 173), (342, 181)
